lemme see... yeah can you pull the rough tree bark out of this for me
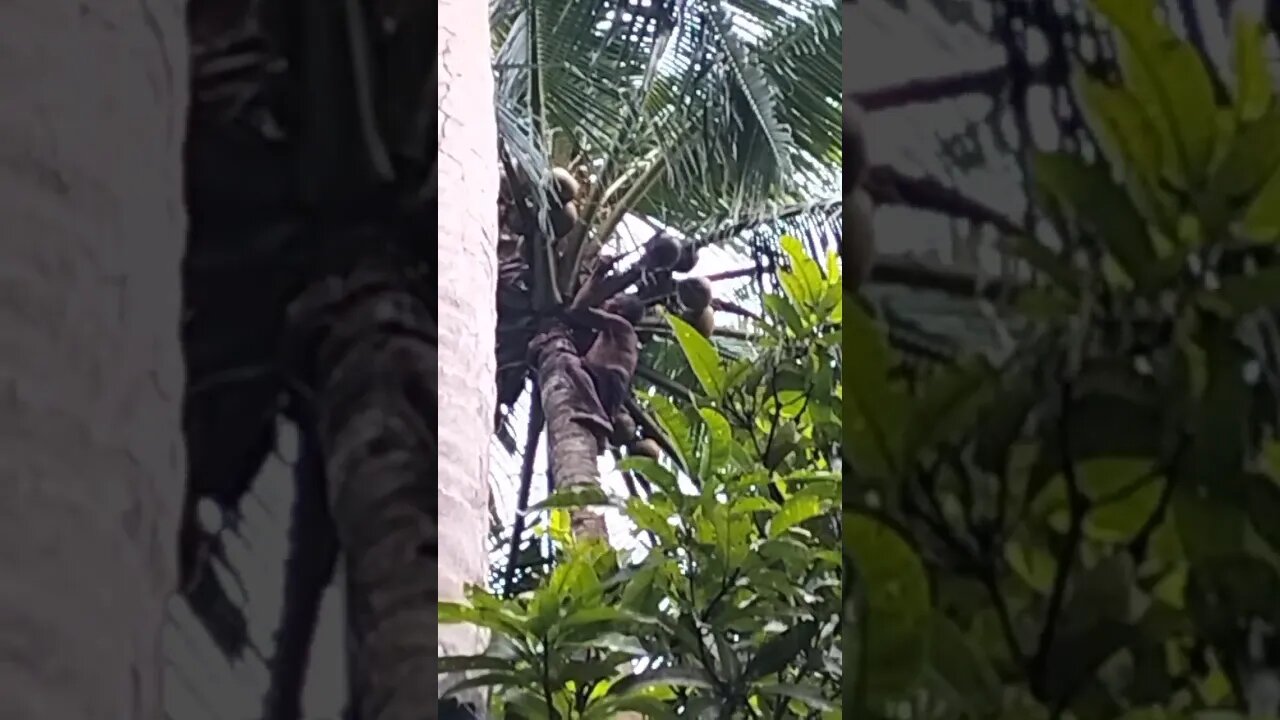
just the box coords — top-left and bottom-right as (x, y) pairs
(0, 1), (187, 719)
(438, 0), (500, 710)
(289, 256), (438, 720)
(533, 328), (610, 541)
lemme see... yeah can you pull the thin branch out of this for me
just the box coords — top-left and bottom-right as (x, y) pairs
(636, 364), (698, 401)
(870, 255), (1018, 301)
(866, 165), (1025, 236)
(1127, 433), (1189, 565)
(849, 63), (1046, 112)
(980, 563), (1029, 670)
(702, 266), (762, 283)
(711, 298), (760, 320)
(1032, 378), (1086, 700)
(701, 199), (841, 245)
(503, 394), (546, 597)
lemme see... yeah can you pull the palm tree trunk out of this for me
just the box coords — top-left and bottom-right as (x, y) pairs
(298, 259), (438, 719)
(533, 326), (610, 540)
(437, 0), (501, 710)
(0, 2), (187, 719)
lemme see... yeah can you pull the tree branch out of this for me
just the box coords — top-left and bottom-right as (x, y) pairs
(503, 394), (545, 597)
(849, 63), (1046, 112)
(870, 255), (1018, 300)
(1032, 379), (1086, 699)
(866, 165), (1025, 236)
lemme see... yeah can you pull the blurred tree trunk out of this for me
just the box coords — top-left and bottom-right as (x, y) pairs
(0, 1), (187, 719)
(297, 256), (437, 720)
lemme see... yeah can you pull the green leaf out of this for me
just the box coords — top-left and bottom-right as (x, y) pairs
(743, 621), (818, 681)
(1073, 457), (1163, 543)
(1040, 619), (1138, 705)
(702, 500), (754, 568)
(606, 666), (716, 696)
(1088, 479), (1162, 543)
(558, 659), (623, 687)
(619, 562), (664, 614)
(756, 536), (813, 575)
(1074, 73), (1173, 227)
(1005, 537), (1058, 594)
(1028, 387), (1165, 501)
(1003, 234), (1082, 296)
(697, 407), (734, 476)
(769, 494), (825, 538)
(826, 246), (842, 288)
(1246, 473), (1280, 555)
(1032, 152), (1155, 287)
(1212, 266), (1280, 315)
(1241, 165), (1280, 242)
(583, 695), (675, 720)
(1173, 485), (1246, 562)
(1094, 0), (1218, 187)
(842, 302), (908, 478)
(909, 354), (996, 454)
(1064, 554), (1137, 627)
(647, 394), (695, 470)
(559, 606), (640, 632)
(625, 498), (678, 545)
(755, 682), (836, 710)
(500, 688), (553, 719)
(528, 484), (614, 512)
(1209, 112), (1280, 200)
(1186, 554), (1280, 647)
(441, 671), (524, 698)
(712, 627), (740, 682)
(928, 614), (1001, 717)
(666, 311), (726, 397)
(844, 511), (931, 702)
(763, 418), (802, 471)
(1175, 323), (1251, 559)
(1231, 14), (1272, 122)
(973, 368), (1038, 475)
(732, 495), (778, 516)
(764, 293), (808, 336)
(562, 632), (649, 658)
(437, 601), (473, 625)
(778, 234), (826, 312)
(1076, 73), (1162, 184)
(438, 599), (530, 639)
(1112, 707), (1170, 720)
(528, 553), (605, 636)
(616, 456), (679, 495)
(437, 654), (520, 674)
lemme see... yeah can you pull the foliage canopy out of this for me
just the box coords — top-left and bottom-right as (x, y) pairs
(844, 3), (1280, 719)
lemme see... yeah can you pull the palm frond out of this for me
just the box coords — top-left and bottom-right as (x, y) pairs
(492, 0), (839, 236)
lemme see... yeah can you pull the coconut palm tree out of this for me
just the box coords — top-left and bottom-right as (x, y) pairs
(486, 0), (841, 556)
(0, 2), (187, 719)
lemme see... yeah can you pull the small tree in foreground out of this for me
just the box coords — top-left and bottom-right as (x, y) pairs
(442, 238), (843, 719)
